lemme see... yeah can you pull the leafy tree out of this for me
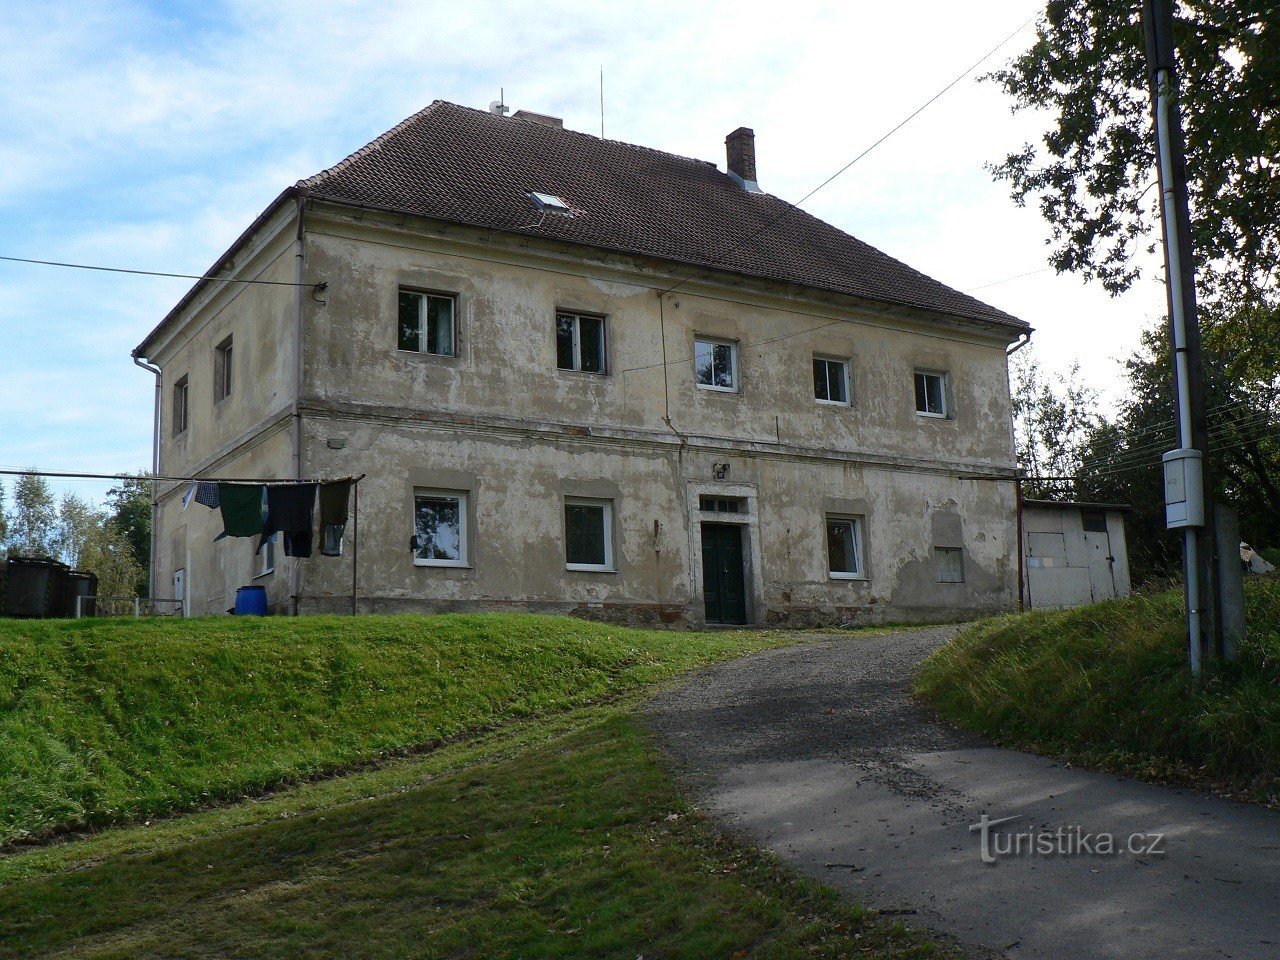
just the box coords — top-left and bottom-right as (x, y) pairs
(1010, 353), (1102, 498)
(54, 493), (100, 569)
(79, 520), (144, 605)
(988, 1), (1279, 307)
(104, 475), (151, 595)
(0, 479), (8, 557)
(5, 471), (58, 559)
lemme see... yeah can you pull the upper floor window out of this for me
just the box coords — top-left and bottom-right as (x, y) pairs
(399, 290), (455, 356)
(214, 336), (233, 402)
(814, 356), (850, 405)
(914, 370), (947, 417)
(413, 489), (468, 567)
(826, 515), (865, 579)
(694, 337), (737, 392)
(556, 312), (606, 373)
(172, 375), (189, 436)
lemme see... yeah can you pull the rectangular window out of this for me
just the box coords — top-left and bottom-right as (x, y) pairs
(813, 356), (850, 405)
(694, 338), (737, 391)
(214, 337), (233, 402)
(914, 370), (947, 417)
(172, 375), (189, 436)
(564, 497), (614, 571)
(413, 490), (468, 566)
(555, 312), (606, 373)
(934, 546), (964, 583)
(258, 533), (276, 577)
(826, 516), (864, 579)
(398, 290), (456, 356)
(1080, 509), (1108, 533)
(699, 495), (742, 513)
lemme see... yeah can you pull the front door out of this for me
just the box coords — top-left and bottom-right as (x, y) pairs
(701, 523), (747, 624)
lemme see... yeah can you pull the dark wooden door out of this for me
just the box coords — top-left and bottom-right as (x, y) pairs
(701, 523), (747, 624)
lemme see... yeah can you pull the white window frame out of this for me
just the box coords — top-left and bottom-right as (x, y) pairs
(257, 532), (276, 577)
(564, 497), (615, 572)
(529, 191), (572, 213)
(556, 312), (607, 374)
(825, 514), (866, 580)
(398, 289), (457, 357)
(814, 355), (851, 406)
(413, 488), (469, 568)
(694, 337), (739, 393)
(914, 370), (948, 418)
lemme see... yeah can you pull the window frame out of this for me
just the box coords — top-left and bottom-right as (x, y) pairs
(694, 336), (739, 393)
(825, 514), (866, 580)
(914, 369), (948, 418)
(555, 311), (608, 374)
(172, 375), (189, 437)
(412, 488), (470, 568)
(214, 336), (233, 403)
(563, 496), (615, 572)
(934, 545), (965, 583)
(257, 532), (276, 578)
(397, 288), (458, 357)
(813, 355), (851, 406)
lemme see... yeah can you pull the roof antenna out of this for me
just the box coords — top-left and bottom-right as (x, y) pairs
(489, 87), (509, 117)
(599, 68), (605, 138)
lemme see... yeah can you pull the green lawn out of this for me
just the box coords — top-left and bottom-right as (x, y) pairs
(0, 615), (967, 959)
(0, 613), (805, 846)
(916, 577), (1280, 802)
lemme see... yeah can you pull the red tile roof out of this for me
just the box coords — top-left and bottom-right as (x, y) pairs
(300, 101), (1025, 330)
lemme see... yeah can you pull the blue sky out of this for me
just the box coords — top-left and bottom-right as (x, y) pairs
(0, 0), (1164, 507)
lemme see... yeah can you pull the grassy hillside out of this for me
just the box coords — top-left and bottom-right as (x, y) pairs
(916, 578), (1280, 801)
(0, 704), (963, 959)
(0, 613), (799, 846)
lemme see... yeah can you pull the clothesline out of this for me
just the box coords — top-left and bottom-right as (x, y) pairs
(0, 468), (364, 485)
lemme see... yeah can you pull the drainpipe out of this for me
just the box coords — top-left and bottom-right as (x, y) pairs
(1015, 477), (1026, 611)
(289, 191), (308, 615)
(131, 348), (161, 605)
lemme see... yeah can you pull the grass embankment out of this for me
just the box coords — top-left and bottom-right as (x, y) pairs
(917, 578), (1280, 802)
(0, 613), (801, 846)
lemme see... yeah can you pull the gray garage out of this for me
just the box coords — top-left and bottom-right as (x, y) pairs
(1022, 500), (1131, 610)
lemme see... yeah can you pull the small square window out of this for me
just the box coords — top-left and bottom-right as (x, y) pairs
(565, 497), (614, 571)
(1081, 509), (1108, 533)
(827, 516), (864, 578)
(914, 370), (947, 417)
(398, 290), (456, 356)
(694, 338), (737, 391)
(413, 490), (468, 566)
(814, 357), (850, 405)
(214, 337), (233, 402)
(935, 546), (964, 583)
(556, 313), (606, 373)
(172, 375), (189, 436)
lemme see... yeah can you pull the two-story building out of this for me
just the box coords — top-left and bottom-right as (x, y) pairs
(133, 100), (1030, 625)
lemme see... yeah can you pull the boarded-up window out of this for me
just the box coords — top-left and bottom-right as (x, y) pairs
(934, 546), (964, 583)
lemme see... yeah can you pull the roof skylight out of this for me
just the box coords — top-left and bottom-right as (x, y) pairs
(528, 191), (572, 214)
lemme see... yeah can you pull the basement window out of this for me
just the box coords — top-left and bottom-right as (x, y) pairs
(814, 356), (850, 405)
(565, 497), (614, 572)
(694, 337), (738, 392)
(399, 290), (456, 356)
(413, 490), (469, 567)
(556, 312), (607, 373)
(914, 370), (947, 417)
(827, 515), (865, 579)
(529, 191), (572, 214)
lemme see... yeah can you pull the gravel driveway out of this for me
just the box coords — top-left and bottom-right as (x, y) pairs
(645, 627), (1280, 960)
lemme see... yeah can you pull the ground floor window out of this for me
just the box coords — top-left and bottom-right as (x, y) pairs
(826, 515), (864, 578)
(565, 497), (614, 571)
(414, 490), (468, 566)
(934, 546), (964, 583)
(258, 533), (276, 576)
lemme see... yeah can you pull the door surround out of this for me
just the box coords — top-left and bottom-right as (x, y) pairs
(686, 481), (764, 625)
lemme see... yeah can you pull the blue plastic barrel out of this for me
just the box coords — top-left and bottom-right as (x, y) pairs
(234, 585), (268, 616)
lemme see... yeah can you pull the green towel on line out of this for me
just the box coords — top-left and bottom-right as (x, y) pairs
(219, 483), (265, 537)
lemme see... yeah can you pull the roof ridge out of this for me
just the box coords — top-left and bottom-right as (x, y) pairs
(298, 100), (447, 189)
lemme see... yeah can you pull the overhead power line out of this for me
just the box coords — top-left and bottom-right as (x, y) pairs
(0, 255), (314, 287)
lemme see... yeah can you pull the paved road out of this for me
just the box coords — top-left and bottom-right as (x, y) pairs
(646, 628), (1280, 960)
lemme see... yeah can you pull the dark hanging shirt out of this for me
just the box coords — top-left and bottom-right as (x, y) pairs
(218, 484), (266, 538)
(319, 480), (352, 557)
(262, 484), (318, 558)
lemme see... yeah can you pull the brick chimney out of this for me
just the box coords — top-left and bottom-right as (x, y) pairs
(725, 127), (761, 191)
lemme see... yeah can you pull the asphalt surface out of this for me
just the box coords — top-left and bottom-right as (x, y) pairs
(645, 627), (1280, 960)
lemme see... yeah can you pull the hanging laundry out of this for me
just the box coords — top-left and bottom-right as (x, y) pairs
(319, 480), (352, 557)
(261, 484), (318, 558)
(193, 481), (221, 509)
(218, 483), (266, 538)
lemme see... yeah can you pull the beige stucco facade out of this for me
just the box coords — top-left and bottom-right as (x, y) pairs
(144, 198), (1023, 624)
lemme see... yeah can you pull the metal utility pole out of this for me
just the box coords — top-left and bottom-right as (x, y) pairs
(1142, 0), (1222, 673)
